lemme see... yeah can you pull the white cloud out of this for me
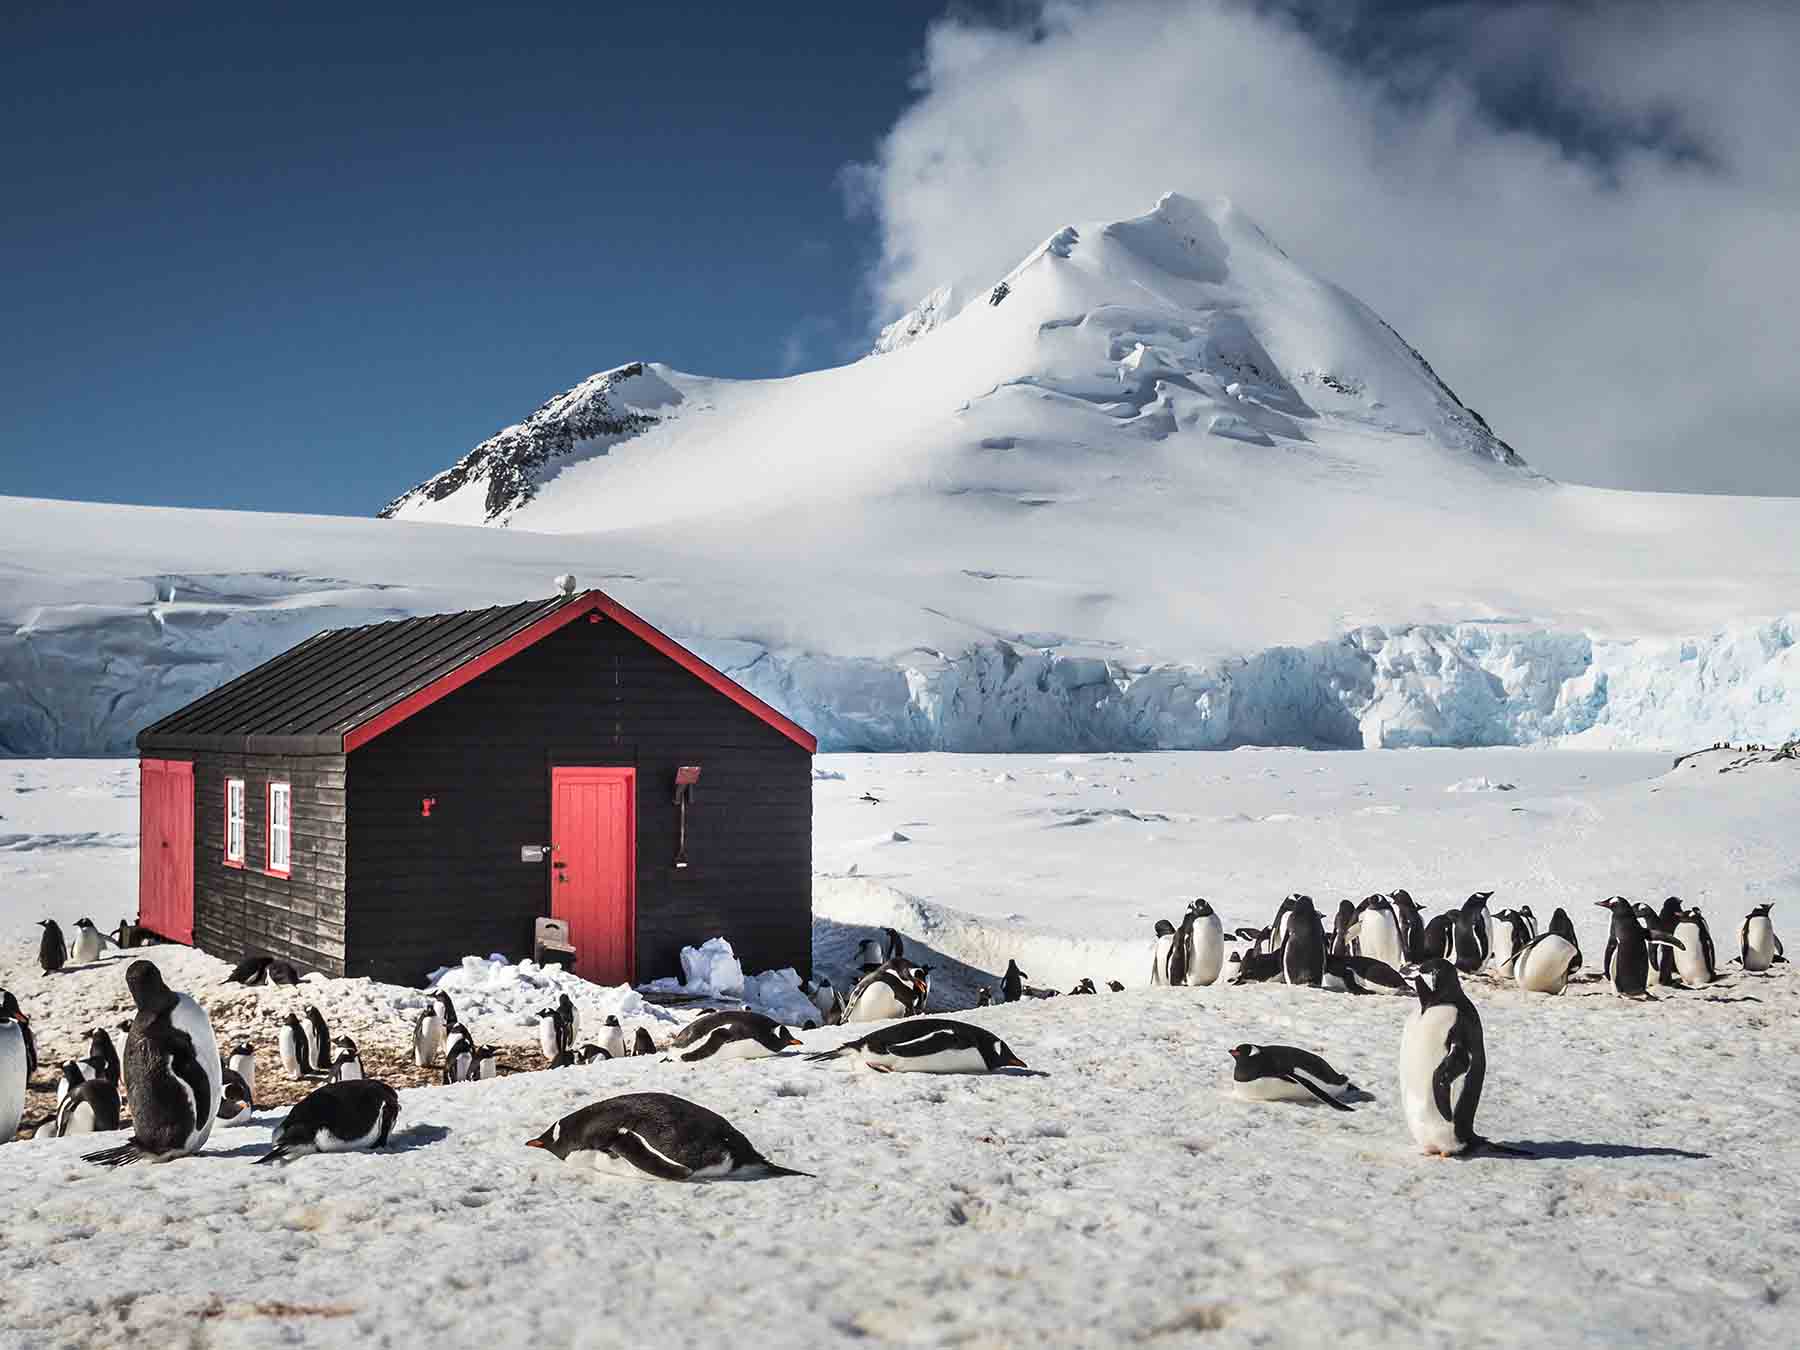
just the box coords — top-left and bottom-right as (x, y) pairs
(851, 0), (1800, 493)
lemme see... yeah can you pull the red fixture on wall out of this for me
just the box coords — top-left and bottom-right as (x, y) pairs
(674, 766), (701, 867)
(421, 797), (437, 818)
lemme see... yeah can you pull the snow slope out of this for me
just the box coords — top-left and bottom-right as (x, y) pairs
(6, 194), (1800, 755)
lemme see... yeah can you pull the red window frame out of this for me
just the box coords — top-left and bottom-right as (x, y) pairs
(266, 781), (292, 877)
(223, 777), (246, 868)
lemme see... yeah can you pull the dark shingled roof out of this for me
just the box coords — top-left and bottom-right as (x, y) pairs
(136, 591), (817, 756)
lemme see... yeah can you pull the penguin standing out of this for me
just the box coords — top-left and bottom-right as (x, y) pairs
(1451, 893), (1493, 974)
(1517, 905), (1540, 940)
(1165, 911), (1194, 988)
(526, 1092), (811, 1181)
(667, 1011), (803, 1063)
(811, 977), (844, 1026)
(631, 1027), (657, 1057)
(218, 1069), (256, 1125)
(0, 990), (36, 1078)
(279, 1013), (315, 1080)
(1279, 895), (1327, 987)
(226, 1042), (257, 1100)
(1597, 897), (1683, 998)
(1739, 904), (1784, 972)
(57, 1059), (98, 1106)
(1329, 900), (1357, 958)
(855, 938), (886, 974)
(1509, 932), (1582, 995)
(843, 961), (927, 1022)
(412, 1000), (446, 1068)
(442, 1026), (475, 1084)
(1001, 959), (1028, 1004)
(1185, 899), (1225, 987)
(597, 1015), (626, 1061)
(1397, 960), (1526, 1157)
(1389, 890), (1427, 963)
(0, 1009), (27, 1144)
(330, 1037), (364, 1082)
(70, 918), (108, 965)
(257, 1080), (400, 1163)
(1420, 912), (1454, 963)
(1487, 910), (1532, 973)
(558, 994), (581, 1049)
(1650, 898), (1685, 986)
(303, 1007), (331, 1070)
(1150, 920), (1176, 986)
(84, 1027), (121, 1085)
(1547, 907), (1580, 947)
(1353, 896), (1406, 969)
(54, 1076), (122, 1137)
(38, 919), (68, 975)
(806, 1018), (1027, 1074)
(84, 960), (222, 1165)
(1228, 1043), (1361, 1110)
(474, 1046), (500, 1080)
(537, 1007), (567, 1062)
(1672, 907), (1722, 987)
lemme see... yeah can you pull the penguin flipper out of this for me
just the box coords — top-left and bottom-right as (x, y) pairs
(606, 1130), (694, 1181)
(1283, 1073), (1354, 1111)
(1431, 1040), (1472, 1126)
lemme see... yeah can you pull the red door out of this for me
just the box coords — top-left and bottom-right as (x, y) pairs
(139, 759), (195, 944)
(550, 767), (636, 985)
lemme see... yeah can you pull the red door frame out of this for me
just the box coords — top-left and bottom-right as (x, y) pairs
(139, 758), (195, 944)
(549, 766), (637, 985)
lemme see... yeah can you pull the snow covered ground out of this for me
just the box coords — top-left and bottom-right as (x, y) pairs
(2, 748), (1797, 1345)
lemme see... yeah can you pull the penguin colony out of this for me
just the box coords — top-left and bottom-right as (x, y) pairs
(0, 898), (1789, 1173)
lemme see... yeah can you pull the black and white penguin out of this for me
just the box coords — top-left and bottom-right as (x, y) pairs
(975, 987), (993, 1007)
(1229, 948), (1283, 984)
(883, 928), (906, 963)
(330, 1037), (364, 1082)
(303, 1006), (331, 1069)
(1397, 960), (1527, 1157)
(1353, 895), (1407, 970)
(1420, 912), (1454, 963)
(577, 1043), (610, 1064)
(54, 1076), (123, 1137)
(1516, 905), (1540, 940)
(474, 1045), (499, 1080)
(266, 960), (301, 986)
(442, 1026), (475, 1084)
(1597, 897), (1683, 998)
(218, 1068), (256, 1125)
(1228, 1043), (1361, 1110)
(412, 999), (446, 1067)
(537, 1006), (567, 1062)
(1509, 932), (1582, 995)
(597, 1014), (626, 1061)
(854, 937), (887, 974)
(526, 1092), (811, 1181)
(1165, 910), (1196, 987)
(1269, 894), (1301, 953)
(226, 1042), (256, 1100)
(1487, 910), (1532, 973)
(225, 954), (275, 985)
(843, 961), (928, 1022)
(1325, 954), (1409, 995)
(257, 1079), (400, 1164)
(667, 1011), (803, 1063)
(0, 1010), (27, 1144)
(558, 994), (581, 1048)
(56, 1059), (97, 1107)
(806, 1018), (1027, 1074)
(1547, 906), (1579, 947)
(1001, 959), (1028, 1004)
(278, 1012), (315, 1080)
(85, 1027), (122, 1085)
(0, 990), (36, 1078)
(1739, 903), (1784, 972)
(631, 1027), (657, 1057)
(38, 919), (68, 975)
(805, 976), (842, 1026)
(1389, 890), (1427, 963)
(1185, 899), (1225, 986)
(1067, 978), (1098, 996)
(1650, 897), (1686, 986)
(84, 959), (222, 1166)
(1279, 895), (1327, 987)
(112, 918), (138, 949)
(1329, 900), (1357, 958)
(1672, 906), (1722, 987)
(70, 917), (107, 965)
(1451, 893), (1492, 974)
(1150, 920), (1178, 986)
(1107, 980), (1124, 992)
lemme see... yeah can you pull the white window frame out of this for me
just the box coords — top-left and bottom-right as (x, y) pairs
(225, 778), (246, 866)
(267, 781), (292, 876)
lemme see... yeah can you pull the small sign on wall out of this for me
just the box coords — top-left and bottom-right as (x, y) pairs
(520, 844), (547, 863)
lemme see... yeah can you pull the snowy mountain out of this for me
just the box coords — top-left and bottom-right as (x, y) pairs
(4, 194), (1798, 755)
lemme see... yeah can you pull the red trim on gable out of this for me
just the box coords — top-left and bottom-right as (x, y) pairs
(342, 592), (817, 755)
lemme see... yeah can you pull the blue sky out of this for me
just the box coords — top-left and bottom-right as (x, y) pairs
(1, 3), (973, 514)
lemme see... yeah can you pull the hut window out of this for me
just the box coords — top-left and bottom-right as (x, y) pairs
(267, 782), (292, 876)
(224, 778), (246, 865)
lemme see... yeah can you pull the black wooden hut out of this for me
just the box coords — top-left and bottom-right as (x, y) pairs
(134, 590), (815, 986)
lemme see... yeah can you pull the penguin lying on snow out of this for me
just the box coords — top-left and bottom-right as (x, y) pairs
(1739, 903), (1784, 972)
(86, 960), (222, 1166)
(330, 1037), (363, 1082)
(1228, 1044), (1362, 1110)
(667, 1012), (802, 1063)
(225, 954), (275, 986)
(257, 1079), (400, 1164)
(806, 1019), (1027, 1074)
(843, 960), (929, 1022)
(218, 1068), (256, 1124)
(54, 1076), (122, 1137)
(1397, 960), (1529, 1157)
(1323, 954), (1408, 995)
(1509, 932), (1581, 994)
(527, 1092), (811, 1182)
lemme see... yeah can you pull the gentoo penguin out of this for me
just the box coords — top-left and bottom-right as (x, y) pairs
(57, 1059), (97, 1107)
(218, 1068), (256, 1125)
(257, 1079), (400, 1164)
(473, 1045), (499, 1080)
(884, 928), (906, 962)
(1280, 895), (1327, 987)
(442, 1026), (475, 1084)
(303, 1006), (331, 1070)
(1650, 897), (1686, 986)
(85, 1027), (122, 1085)
(1229, 948), (1283, 984)
(1106, 980), (1125, 993)
(1269, 894), (1301, 953)
(226, 1042), (256, 1100)
(855, 937), (886, 973)
(1067, 978), (1098, 996)
(0, 990), (36, 1077)
(279, 1013), (315, 1080)
(225, 955), (274, 985)
(1597, 897), (1682, 998)
(266, 960), (301, 986)
(1325, 953), (1409, 995)
(1185, 899), (1225, 987)
(54, 1076), (122, 1137)
(843, 961), (927, 1022)
(667, 1011), (803, 1063)
(579, 1044), (611, 1064)
(0, 1011), (26, 1144)
(84, 959), (222, 1165)
(1739, 903), (1784, 972)
(112, 918), (138, 949)
(1228, 1043), (1360, 1110)
(1329, 900), (1357, 958)
(806, 1018), (1027, 1074)
(1547, 906), (1579, 947)
(70, 917), (107, 965)
(558, 994), (581, 1048)
(330, 1037), (364, 1082)
(1397, 960), (1526, 1157)
(1165, 910), (1195, 987)
(631, 1027), (657, 1057)
(1001, 959), (1028, 1004)
(1150, 920), (1177, 986)
(975, 987), (993, 1007)
(537, 1006), (567, 1062)
(805, 976), (843, 1026)
(1421, 912), (1454, 963)
(38, 919), (68, 974)
(1487, 910), (1532, 973)
(597, 1015), (626, 1061)
(1353, 896), (1407, 970)
(412, 999), (446, 1067)
(548, 1050), (577, 1068)
(1517, 905), (1540, 940)
(1672, 907), (1722, 987)
(1510, 932), (1582, 995)
(1389, 890), (1427, 963)
(526, 1092), (811, 1181)
(1451, 893), (1493, 974)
